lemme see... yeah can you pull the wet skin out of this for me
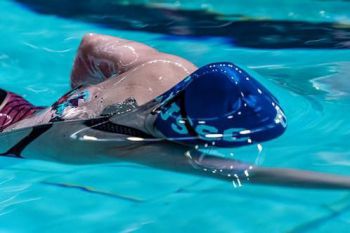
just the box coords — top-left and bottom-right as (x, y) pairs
(6, 33), (197, 131)
(2, 34), (350, 190)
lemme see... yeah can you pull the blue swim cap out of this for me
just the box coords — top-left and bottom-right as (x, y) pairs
(154, 62), (287, 147)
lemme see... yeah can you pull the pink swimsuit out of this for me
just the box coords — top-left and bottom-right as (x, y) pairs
(0, 89), (42, 132)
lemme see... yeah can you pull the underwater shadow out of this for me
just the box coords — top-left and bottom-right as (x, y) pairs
(15, 0), (350, 49)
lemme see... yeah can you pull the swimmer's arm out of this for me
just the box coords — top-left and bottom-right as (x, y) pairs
(70, 33), (196, 88)
(192, 154), (350, 189)
(71, 33), (157, 88)
(115, 143), (350, 190)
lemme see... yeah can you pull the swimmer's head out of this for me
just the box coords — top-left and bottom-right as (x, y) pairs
(154, 62), (287, 147)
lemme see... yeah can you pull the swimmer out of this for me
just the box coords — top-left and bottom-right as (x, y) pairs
(2, 33), (350, 189)
(0, 33), (286, 146)
(1, 33), (197, 132)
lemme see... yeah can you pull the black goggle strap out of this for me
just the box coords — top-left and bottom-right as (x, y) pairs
(0, 115), (154, 158)
(0, 124), (52, 158)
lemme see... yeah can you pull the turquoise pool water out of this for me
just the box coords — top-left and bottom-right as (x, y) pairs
(1, 0), (350, 232)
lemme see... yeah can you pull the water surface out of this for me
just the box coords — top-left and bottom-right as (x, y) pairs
(1, 0), (350, 232)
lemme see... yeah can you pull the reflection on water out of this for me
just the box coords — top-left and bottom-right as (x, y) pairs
(254, 62), (350, 101)
(15, 0), (350, 49)
(253, 64), (335, 97)
(312, 62), (350, 100)
(1, 0), (350, 232)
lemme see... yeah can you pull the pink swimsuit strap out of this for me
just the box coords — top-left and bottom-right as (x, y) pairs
(0, 91), (42, 132)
